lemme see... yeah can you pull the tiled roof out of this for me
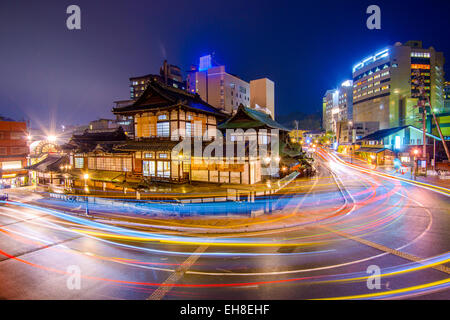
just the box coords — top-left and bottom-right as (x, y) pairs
(62, 127), (129, 153)
(114, 140), (180, 152)
(218, 105), (289, 131)
(358, 125), (442, 142)
(26, 155), (69, 172)
(358, 126), (408, 141)
(112, 78), (227, 118)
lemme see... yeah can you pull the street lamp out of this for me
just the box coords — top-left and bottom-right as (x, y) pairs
(412, 149), (419, 180)
(348, 121), (354, 164)
(370, 154), (377, 169)
(83, 173), (90, 216)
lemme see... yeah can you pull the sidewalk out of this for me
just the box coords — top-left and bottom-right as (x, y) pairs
(5, 173), (350, 234)
(59, 172), (301, 201)
(334, 151), (450, 189)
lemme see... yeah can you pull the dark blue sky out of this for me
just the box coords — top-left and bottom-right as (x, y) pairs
(1, 0), (450, 130)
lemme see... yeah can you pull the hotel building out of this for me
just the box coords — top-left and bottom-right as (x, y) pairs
(187, 55), (276, 118)
(250, 78), (275, 119)
(130, 60), (186, 100)
(431, 81), (450, 138)
(0, 118), (29, 188)
(187, 55), (250, 115)
(352, 40), (445, 130)
(322, 80), (354, 134)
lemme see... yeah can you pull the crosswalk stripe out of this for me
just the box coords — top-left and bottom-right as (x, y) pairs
(147, 245), (209, 300)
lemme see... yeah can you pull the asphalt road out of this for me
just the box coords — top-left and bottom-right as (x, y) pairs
(0, 149), (448, 300)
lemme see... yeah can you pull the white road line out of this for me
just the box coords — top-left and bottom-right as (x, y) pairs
(147, 245), (209, 300)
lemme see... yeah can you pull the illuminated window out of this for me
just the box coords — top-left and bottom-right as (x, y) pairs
(91, 157), (132, 172)
(158, 114), (167, 120)
(1, 161), (22, 170)
(411, 64), (430, 70)
(157, 122), (170, 137)
(74, 157), (84, 169)
(10, 147), (28, 155)
(185, 122), (192, 137)
(157, 161), (170, 178)
(10, 132), (24, 140)
(143, 160), (155, 176)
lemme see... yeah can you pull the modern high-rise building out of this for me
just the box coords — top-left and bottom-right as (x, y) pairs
(187, 55), (250, 114)
(130, 60), (186, 100)
(431, 81), (450, 138)
(444, 81), (450, 112)
(322, 80), (353, 133)
(352, 41), (445, 130)
(250, 78), (275, 119)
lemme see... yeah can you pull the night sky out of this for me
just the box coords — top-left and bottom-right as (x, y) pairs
(1, 0), (450, 131)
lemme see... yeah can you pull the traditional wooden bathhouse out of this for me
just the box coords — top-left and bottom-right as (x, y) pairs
(62, 79), (264, 190)
(63, 79), (297, 191)
(27, 154), (70, 189)
(62, 127), (136, 192)
(218, 105), (291, 177)
(62, 79), (299, 192)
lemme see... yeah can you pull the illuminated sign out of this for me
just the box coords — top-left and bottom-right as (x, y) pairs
(341, 80), (353, 87)
(1, 161), (22, 170)
(353, 49), (390, 73)
(411, 64), (430, 70)
(199, 55), (212, 71)
(1, 174), (17, 179)
(394, 136), (401, 149)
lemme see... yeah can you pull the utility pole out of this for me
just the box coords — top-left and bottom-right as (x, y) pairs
(433, 139), (436, 171)
(349, 121), (354, 164)
(422, 106), (427, 159)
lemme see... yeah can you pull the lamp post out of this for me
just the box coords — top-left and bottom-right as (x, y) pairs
(178, 153), (183, 183)
(83, 173), (89, 216)
(348, 121), (354, 163)
(370, 154), (377, 169)
(412, 149), (419, 180)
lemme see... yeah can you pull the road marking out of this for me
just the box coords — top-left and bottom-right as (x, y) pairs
(315, 278), (450, 300)
(325, 149), (450, 197)
(147, 245), (209, 300)
(320, 225), (450, 275)
(321, 150), (450, 275)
